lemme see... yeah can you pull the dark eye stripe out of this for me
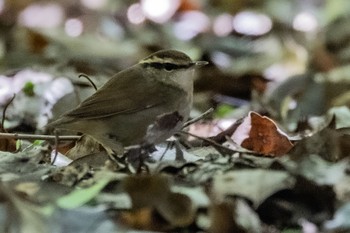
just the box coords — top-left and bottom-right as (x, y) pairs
(164, 62), (177, 71)
(142, 62), (191, 70)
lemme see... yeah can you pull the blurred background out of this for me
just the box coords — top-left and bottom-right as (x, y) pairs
(1, 0), (350, 134)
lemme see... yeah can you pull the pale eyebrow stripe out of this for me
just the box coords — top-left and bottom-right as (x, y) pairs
(141, 62), (192, 69)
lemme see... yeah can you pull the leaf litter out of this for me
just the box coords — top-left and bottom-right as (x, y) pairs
(2, 2), (350, 233)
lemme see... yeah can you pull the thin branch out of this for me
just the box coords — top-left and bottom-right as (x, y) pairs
(1, 94), (16, 132)
(177, 130), (237, 155)
(0, 132), (80, 141)
(178, 131), (274, 158)
(78, 74), (98, 91)
(182, 108), (214, 128)
(51, 130), (59, 165)
(159, 141), (172, 161)
(208, 118), (242, 144)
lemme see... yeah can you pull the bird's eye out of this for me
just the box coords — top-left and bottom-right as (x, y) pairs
(163, 63), (176, 71)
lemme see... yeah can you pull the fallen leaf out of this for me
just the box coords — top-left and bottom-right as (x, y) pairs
(257, 176), (335, 226)
(324, 203), (350, 231)
(66, 135), (101, 160)
(210, 201), (246, 233)
(157, 192), (194, 227)
(290, 116), (350, 161)
(289, 154), (348, 185)
(0, 118), (16, 153)
(56, 176), (111, 209)
(212, 169), (295, 207)
(122, 174), (171, 210)
(328, 106), (350, 128)
(121, 174), (195, 230)
(120, 207), (161, 231)
(231, 112), (294, 156)
(0, 135), (17, 152)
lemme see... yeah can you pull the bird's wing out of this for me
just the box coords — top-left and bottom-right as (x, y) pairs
(62, 67), (181, 120)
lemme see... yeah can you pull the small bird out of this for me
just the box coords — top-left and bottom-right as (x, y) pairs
(47, 50), (207, 156)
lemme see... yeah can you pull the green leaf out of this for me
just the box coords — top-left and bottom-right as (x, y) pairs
(56, 178), (110, 209)
(22, 81), (35, 96)
(214, 104), (235, 118)
(32, 140), (44, 146)
(16, 140), (22, 151)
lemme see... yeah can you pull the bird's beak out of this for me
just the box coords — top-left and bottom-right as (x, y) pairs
(191, 61), (208, 68)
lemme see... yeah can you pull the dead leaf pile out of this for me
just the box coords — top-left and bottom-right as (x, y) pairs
(2, 1), (350, 233)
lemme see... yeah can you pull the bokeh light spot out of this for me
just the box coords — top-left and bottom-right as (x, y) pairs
(80, 0), (107, 10)
(233, 11), (272, 36)
(141, 0), (180, 23)
(0, 0), (4, 14)
(127, 3), (146, 25)
(174, 11), (210, 40)
(18, 3), (64, 28)
(65, 18), (83, 37)
(293, 12), (318, 32)
(213, 14), (233, 37)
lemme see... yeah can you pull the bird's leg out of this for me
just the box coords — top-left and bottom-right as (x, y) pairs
(159, 140), (185, 161)
(124, 144), (156, 173)
(174, 140), (185, 161)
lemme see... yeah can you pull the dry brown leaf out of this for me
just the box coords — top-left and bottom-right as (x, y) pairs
(0, 127), (16, 152)
(290, 117), (350, 162)
(157, 192), (194, 227)
(121, 174), (195, 230)
(66, 135), (101, 160)
(232, 112), (293, 156)
(210, 201), (246, 233)
(120, 207), (163, 231)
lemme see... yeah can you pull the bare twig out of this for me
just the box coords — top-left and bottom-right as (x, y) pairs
(1, 94), (16, 132)
(177, 130), (237, 155)
(51, 130), (59, 165)
(159, 141), (172, 161)
(78, 74), (98, 91)
(208, 118), (242, 144)
(182, 108), (214, 128)
(0, 132), (80, 141)
(178, 131), (273, 157)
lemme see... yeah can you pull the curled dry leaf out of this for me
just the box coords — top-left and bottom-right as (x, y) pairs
(66, 135), (101, 160)
(231, 111), (294, 156)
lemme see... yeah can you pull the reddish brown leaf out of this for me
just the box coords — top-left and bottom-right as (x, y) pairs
(232, 112), (293, 156)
